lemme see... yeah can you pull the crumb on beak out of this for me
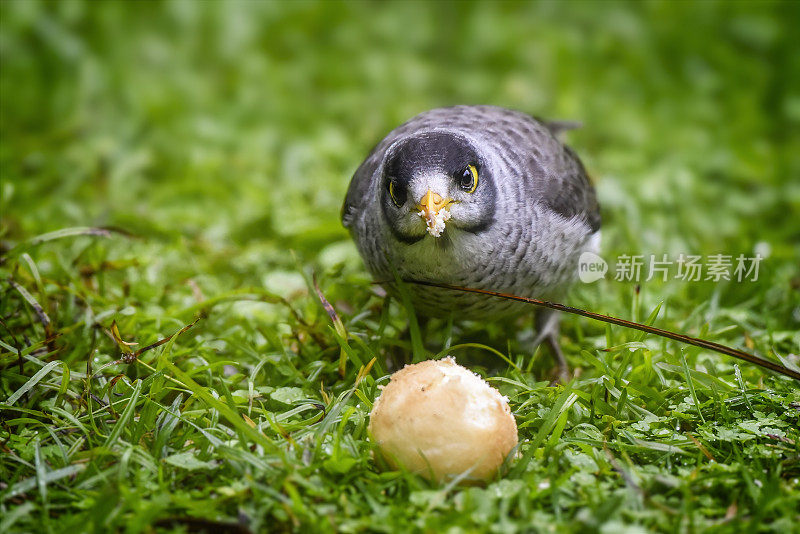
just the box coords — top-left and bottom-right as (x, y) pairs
(418, 207), (451, 237)
(417, 189), (454, 237)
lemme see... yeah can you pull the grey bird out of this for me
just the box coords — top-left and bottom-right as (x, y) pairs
(342, 105), (601, 374)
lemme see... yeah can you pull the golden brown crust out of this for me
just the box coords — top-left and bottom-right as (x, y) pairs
(368, 357), (518, 483)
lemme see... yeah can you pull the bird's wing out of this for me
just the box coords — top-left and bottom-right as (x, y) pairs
(484, 107), (600, 233)
(541, 143), (601, 233)
(341, 141), (382, 229)
(499, 109), (599, 233)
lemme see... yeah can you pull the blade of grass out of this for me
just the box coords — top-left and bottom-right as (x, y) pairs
(679, 350), (706, 424)
(512, 387), (578, 476)
(162, 360), (281, 455)
(102, 379), (143, 448)
(433, 343), (519, 371)
(389, 270), (426, 363)
(7, 360), (61, 405)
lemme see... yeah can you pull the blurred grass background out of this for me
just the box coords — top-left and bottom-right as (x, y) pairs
(2, 1), (800, 532)
(3, 0), (799, 252)
(3, 0), (799, 350)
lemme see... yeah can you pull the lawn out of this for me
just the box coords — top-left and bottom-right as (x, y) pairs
(1, 1), (799, 532)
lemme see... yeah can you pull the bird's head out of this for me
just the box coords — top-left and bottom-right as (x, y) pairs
(380, 131), (497, 244)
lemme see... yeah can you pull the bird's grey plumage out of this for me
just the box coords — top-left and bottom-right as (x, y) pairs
(343, 105), (600, 320)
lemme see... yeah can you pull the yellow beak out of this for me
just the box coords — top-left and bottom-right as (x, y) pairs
(417, 189), (452, 219)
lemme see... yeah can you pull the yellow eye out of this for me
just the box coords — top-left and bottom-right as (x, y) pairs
(459, 164), (479, 193)
(388, 180), (403, 207)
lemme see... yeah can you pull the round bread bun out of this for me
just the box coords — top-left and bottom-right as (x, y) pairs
(368, 357), (518, 483)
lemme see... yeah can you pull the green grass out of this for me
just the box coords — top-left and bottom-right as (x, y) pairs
(2, 1), (799, 532)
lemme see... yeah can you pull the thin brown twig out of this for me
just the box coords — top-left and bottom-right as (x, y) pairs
(391, 279), (800, 382)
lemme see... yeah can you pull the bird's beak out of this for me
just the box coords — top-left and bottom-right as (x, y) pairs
(416, 189), (454, 237)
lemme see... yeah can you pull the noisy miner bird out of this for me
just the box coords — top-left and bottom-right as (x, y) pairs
(342, 105), (601, 374)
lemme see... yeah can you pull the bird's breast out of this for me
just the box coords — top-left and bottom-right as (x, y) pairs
(378, 226), (561, 318)
(354, 200), (592, 319)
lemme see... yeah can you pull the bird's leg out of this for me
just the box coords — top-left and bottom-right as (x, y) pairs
(533, 309), (570, 382)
